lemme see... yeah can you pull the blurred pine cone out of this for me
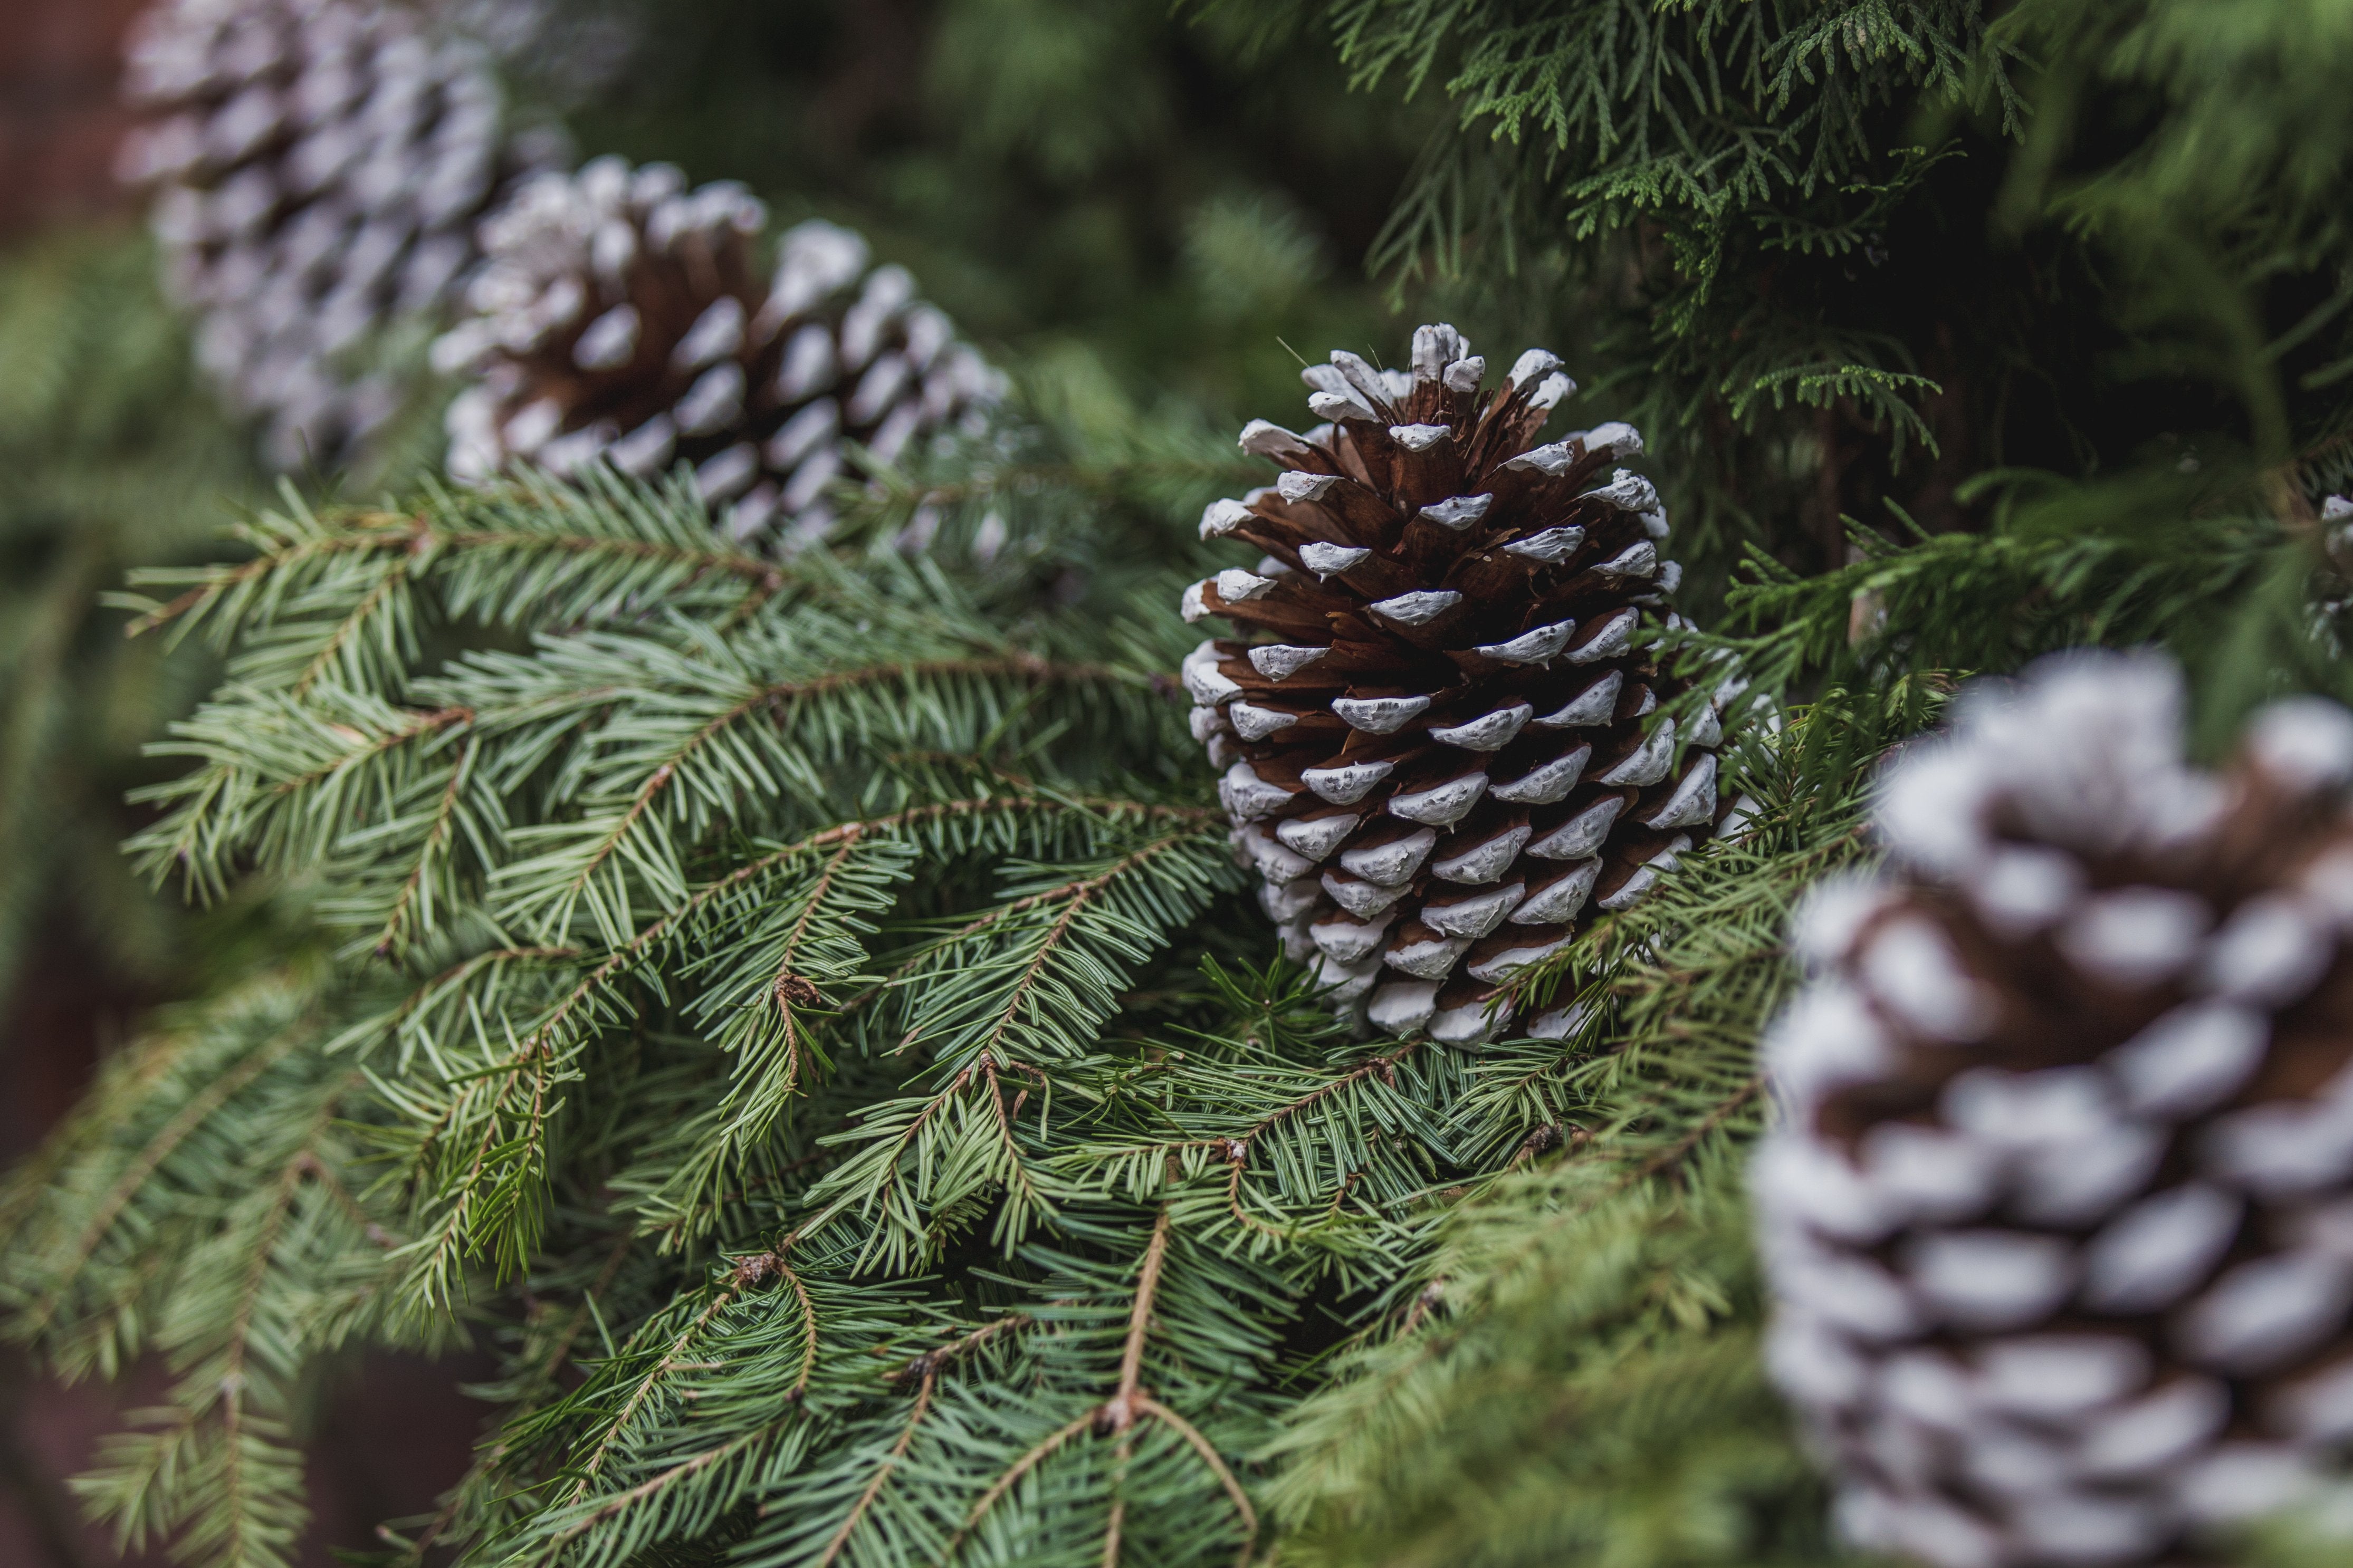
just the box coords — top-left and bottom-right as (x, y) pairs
(118, 0), (552, 469)
(1183, 324), (1736, 1044)
(1758, 652), (2353, 1567)
(433, 156), (1003, 553)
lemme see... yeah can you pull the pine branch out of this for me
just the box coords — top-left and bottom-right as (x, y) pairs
(5, 961), (419, 1568)
(810, 1316), (1030, 1568)
(949, 1207), (1259, 1568)
(22, 443), (1804, 1568)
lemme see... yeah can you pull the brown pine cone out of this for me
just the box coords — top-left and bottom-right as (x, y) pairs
(1758, 652), (2353, 1567)
(117, 0), (550, 468)
(434, 157), (1003, 554)
(1182, 325), (1735, 1044)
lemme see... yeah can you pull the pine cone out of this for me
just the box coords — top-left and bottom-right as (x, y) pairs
(434, 157), (1004, 554)
(1757, 652), (2353, 1568)
(1182, 325), (1735, 1044)
(2323, 494), (2353, 583)
(117, 0), (548, 468)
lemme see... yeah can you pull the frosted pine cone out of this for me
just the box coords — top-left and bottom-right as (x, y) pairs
(2323, 494), (2353, 583)
(433, 157), (1003, 553)
(118, 0), (547, 468)
(1183, 325), (1736, 1044)
(1757, 652), (2353, 1568)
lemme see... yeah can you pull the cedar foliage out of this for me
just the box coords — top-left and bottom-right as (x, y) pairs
(1219, 0), (2353, 615)
(7, 2), (2353, 1567)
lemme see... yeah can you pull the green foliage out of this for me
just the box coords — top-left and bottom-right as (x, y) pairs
(1988, 0), (2353, 464)
(16, 461), (1685, 1567)
(1272, 1174), (1822, 1568)
(557, 0), (1433, 420)
(0, 948), (438, 1568)
(1189, 0), (2353, 641)
(1720, 467), (2341, 777)
(1327, 0), (2008, 233)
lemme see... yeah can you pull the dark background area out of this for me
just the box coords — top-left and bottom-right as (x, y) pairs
(0, 0), (141, 238)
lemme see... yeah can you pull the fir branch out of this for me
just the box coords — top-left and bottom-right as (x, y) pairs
(812, 1316), (1031, 1568)
(9, 967), (415, 1568)
(950, 1208), (1257, 1567)
(11, 979), (320, 1345)
(123, 474), (787, 655)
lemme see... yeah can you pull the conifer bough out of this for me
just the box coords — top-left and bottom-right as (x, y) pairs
(435, 155), (1004, 553)
(118, 0), (549, 468)
(1185, 324), (1736, 1043)
(1758, 653), (2353, 1568)
(15, 458), (1599, 1568)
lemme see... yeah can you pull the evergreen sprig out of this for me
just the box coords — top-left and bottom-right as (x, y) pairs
(0, 954), (441, 1568)
(1323, 0), (2011, 237)
(14, 453), (1742, 1567)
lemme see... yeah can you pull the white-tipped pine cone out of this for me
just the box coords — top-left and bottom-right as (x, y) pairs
(118, 0), (548, 468)
(433, 156), (1004, 554)
(1184, 325), (1736, 1044)
(1757, 651), (2353, 1568)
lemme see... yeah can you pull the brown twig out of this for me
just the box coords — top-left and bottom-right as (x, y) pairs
(375, 737), (477, 958)
(1239, 1041), (1419, 1147)
(564, 1286), (741, 1500)
(943, 1412), (1094, 1559)
(291, 556), (410, 697)
(1099, 1206), (1171, 1435)
(945, 1207), (1257, 1566)
(1136, 1398), (1257, 1567)
(816, 1315), (1037, 1568)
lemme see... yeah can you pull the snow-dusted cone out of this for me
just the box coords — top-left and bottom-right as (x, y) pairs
(434, 156), (1003, 553)
(118, 0), (547, 468)
(1183, 325), (1737, 1044)
(1757, 651), (2353, 1568)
